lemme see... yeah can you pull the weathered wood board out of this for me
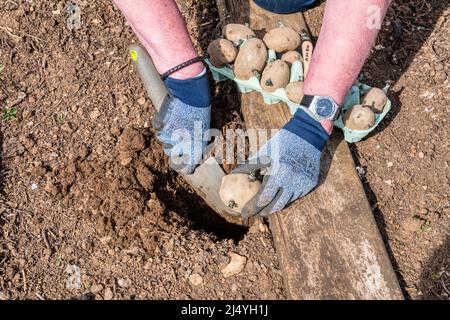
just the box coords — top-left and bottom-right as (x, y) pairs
(220, 0), (404, 299)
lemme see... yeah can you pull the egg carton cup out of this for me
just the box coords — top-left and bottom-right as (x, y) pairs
(334, 83), (391, 143)
(205, 53), (391, 143)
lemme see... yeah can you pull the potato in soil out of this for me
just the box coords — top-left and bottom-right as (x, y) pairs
(222, 23), (255, 44)
(207, 39), (238, 67)
(263, 27), (301, 53)
(234, 38), (268, 80)
(362, 88), (388, 113)
(343, 105), (376, 131)
(281, 50), (303, 65)
(260, 60), (290, 92)
(219, 173), (261, 213)
(285, 81), (304, 103)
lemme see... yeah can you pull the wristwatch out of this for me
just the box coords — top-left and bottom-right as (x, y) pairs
(300, 94), (341, 121)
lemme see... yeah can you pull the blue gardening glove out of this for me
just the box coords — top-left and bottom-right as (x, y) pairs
(152, 69), (211, 174)
(232, 108), (329, 223)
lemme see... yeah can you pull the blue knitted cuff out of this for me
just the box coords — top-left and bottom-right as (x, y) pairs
(253, 0), (317, 14)
(283, 108), (329, 151)
(164, 69), (211, 108)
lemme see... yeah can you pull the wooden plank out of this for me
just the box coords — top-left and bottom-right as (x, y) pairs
(221, 0), (404, 299)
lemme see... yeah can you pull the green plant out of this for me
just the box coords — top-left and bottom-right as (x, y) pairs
(228, 200), (237, 209)
(430, 272), (441, 281)
(420, 220), (432, 233)
(2, 107), (17, 121)
(56, 113), (65, 124)
(0, 64), (4, 73)
(55, 254), (63, 267)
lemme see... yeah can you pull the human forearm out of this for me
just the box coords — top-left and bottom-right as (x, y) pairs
(113, 0), (203, 79)
(304, 0), (390, 132)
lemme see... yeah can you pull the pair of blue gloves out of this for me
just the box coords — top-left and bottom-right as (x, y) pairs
(156, 69), (329, 221)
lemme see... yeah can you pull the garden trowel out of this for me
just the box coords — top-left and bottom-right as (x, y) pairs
(129, 45), (239, 218)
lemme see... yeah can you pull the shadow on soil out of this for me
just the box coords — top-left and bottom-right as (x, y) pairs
(152, 168), (248, 242)
(418, 235), (450, 299)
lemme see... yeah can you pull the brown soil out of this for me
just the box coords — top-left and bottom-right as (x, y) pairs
(0, 0), (448, 300)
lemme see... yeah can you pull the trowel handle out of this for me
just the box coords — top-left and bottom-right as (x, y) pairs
(301, 39), (313, 78)
(129, 45), (168, 112)
(300, 30), (314, 79)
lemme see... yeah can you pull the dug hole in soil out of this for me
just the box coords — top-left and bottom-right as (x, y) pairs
(0, 0), (449, 300)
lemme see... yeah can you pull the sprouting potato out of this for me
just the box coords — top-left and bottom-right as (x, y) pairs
(222, 23), (255, 44)
(263, 27), (301, 53)
(362, 88), (388, 113)
(285, 81), (304, 104)
(219, 173), (261, 213)
(207, 39), (238, 68)
(234, 38), (268, 80)
(260, 60), (290, 92)
(343, 105), (376, 131)
(281, 50), (303, 66)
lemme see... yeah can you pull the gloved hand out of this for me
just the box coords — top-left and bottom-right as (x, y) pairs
(152, 69), (211, 174)
(232, 108), (329, 223)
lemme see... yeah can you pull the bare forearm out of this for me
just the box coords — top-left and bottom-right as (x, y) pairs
(304, 0), (389, 132)
(113, 0), (203, 79)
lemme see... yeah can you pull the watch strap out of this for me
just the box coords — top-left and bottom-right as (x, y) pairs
(300, 94), (315, 108)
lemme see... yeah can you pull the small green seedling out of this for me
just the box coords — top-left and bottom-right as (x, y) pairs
(420, 220), (432, 233)
(228, 200), (237, 209)
(265, 79), (274, 87)
(2, 108), (18, 121)
(55, 254), (63, 267)
(430, 272), (441, 281)
(252, 70), (261, 79)
(248, 170), (258, 182)
(56, 113), (65, 124)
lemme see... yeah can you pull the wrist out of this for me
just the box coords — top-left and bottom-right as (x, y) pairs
(299, 95), (339, 134)
(284, 109), (330, 151)
(164, 68), (211, 108)
(319, 119), (333, 135)
(303, 81), (346, 107)
(166, 61), (205, 80)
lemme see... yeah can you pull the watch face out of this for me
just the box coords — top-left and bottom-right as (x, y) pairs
(315, 98), (334, 118)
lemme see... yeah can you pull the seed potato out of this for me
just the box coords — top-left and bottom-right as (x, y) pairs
(222, 24), (255, 44)
(219, 173), (261, 213)
(263, 27), (301, 52)
(281, 50), (303, 65)
(343, 105), (376, 131)
(285, 81), (304, 103)
(260, 60), (290, 92)
(207, 39), (238, 68)
(362, 88), (388, 113)
(234, 38), (268, 80)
